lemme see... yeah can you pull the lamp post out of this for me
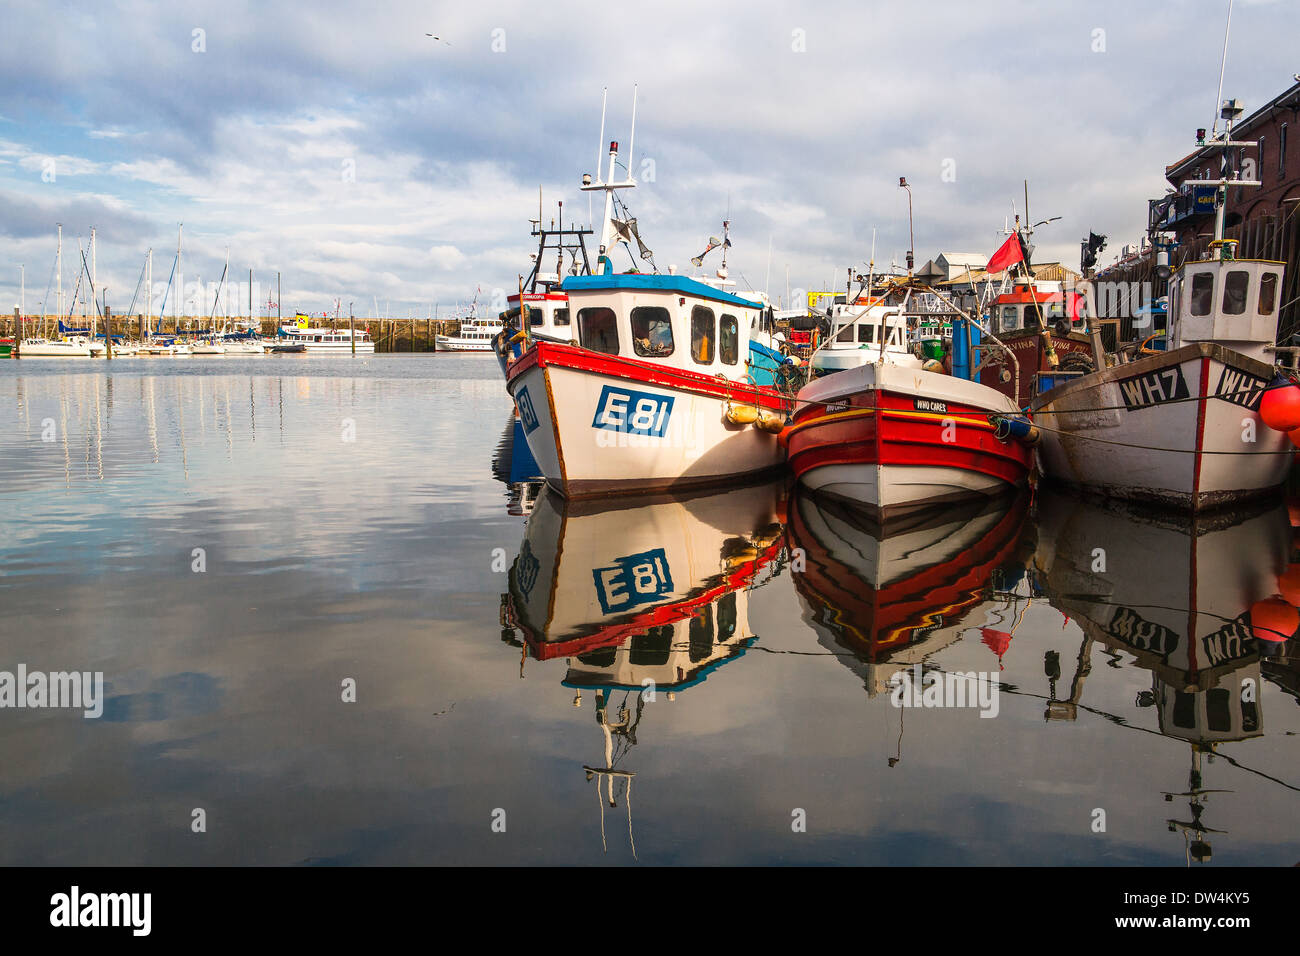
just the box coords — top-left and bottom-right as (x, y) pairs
(899, 177), (914, 275)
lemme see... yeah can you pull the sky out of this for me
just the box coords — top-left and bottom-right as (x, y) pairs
(0, 0), (1295, 319)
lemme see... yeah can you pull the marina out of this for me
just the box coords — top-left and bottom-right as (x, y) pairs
(3, 0), (1300, 914)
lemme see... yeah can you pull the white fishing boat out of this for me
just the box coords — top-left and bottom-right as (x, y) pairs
(15, 337), (94, 357)
(810, 300), (921, 376)
(1031, 102), (1294, 510)
(437, 315), (503, 352)
(505, 91), (792, 497)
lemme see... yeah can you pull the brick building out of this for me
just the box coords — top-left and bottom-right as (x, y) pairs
(1158, 79), (1300, 247)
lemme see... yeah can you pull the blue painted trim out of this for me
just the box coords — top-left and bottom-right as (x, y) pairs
(561, 273), (762, 310)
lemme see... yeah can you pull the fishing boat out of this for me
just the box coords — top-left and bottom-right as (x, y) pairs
(784, 290), (1036, 515)
(437, 314), (502, 352)
(787, 488), (1030, 695)
(809, 299), (918, 376)
(505, 98), (792, 497)
(1030, 107), (1294, 510)
(501, 478), (784, 673)
(980, 279), (1097, 402)
(1033, 487), (1291, 694)
(0, 337), (13, 357)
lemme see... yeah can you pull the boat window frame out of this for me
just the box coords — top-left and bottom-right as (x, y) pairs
(577, 306), (620, 355)
(629, 305), (675, 358)
(1189, 271), (1215, 316)
(690, 305), (716, 365)
(1258, 270), (1279, 316)
(1222, 270), (1249, 316)
(857, 323), (874, 344)
(553, 307), (570, 327)
(1000, 304), (1020, 331)
(719, 313), (739, 365)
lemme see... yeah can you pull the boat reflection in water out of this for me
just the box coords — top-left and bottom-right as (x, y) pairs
(1033, 488), (1297, 863)
(786, 487), (1032, 698)
(499, 478), (787, 852)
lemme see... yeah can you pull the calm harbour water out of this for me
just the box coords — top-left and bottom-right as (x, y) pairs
(0, 354), (1296, 865)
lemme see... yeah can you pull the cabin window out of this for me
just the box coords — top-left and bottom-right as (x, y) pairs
(630, 306), (674, 357)
(578, 307), (619, 354)
(1222, 270), (1249, 315)
(528, 309), (543, 327)
(688, 606), (713, 663)
(629, 625), (672, 666)
(717, 592), (737, 641)
(1189, 272), (1214, 316)
(1206, 688), (1232, 733)
(691, 305), (715, 364)
(1259, 273), (1278, 316)
(577, 647), (616, 668)
(835, 322), (855, 343)
(719, 314), (738, 365)
(1000, 305), (1019, 331)
(553, 308), (570, 327)
(857, 324), (874, 343)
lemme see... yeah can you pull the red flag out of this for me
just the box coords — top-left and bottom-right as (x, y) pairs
(987, 233), (1025, 274)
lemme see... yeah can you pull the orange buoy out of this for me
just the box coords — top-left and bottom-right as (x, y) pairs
(1250, 596), (1298, 643)
(1259, 379), (1300, 432)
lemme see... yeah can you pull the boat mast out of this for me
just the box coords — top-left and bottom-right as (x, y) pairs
(56, 223), (62, 329)
(581, 86), (638, 275)
(90, 226), (96, 337)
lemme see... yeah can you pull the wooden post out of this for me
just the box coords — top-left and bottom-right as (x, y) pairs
(350, 309), (355, 355)
(104, 305), (113, 359)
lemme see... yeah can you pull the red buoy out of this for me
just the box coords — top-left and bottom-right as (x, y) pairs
(1259, 379), (1300, 432)
(1250, 596), (1297, 643)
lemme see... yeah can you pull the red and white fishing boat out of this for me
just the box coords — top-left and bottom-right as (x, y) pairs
(1031, 111), (1295, 510)
(783, 296), (1035, 515)
(505, 94), (791, 498)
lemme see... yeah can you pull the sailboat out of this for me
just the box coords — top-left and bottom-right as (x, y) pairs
(1031, 100), (1294, 509)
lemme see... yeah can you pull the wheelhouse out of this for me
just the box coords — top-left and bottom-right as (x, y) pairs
(508, 292), (571, 340)
(991, 282), (1089, 334)
(1167, 256), (1285, 363)
(560, 273), (760, 378)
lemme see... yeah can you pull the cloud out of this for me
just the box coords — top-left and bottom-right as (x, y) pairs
(0, 0), (1296, 311)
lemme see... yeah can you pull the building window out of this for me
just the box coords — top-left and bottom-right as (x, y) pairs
(578, 307), (619, 354)
(1281, 124), (1289, 178)
(1222, 270), (1249, 315)
(553, 308), (570, 327)
(1260, 272), (1279, 316)
(1190, 272), (1214, 316)
(629, 306), (674, 357)
(690, 305), (715, 364)
(719, 314), (738, 365)
(1259, 136), (1267, 186)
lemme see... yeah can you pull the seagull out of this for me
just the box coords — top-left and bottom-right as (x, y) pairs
(426, 33), (452, 45)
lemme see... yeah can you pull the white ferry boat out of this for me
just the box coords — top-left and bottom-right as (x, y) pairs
(437, 315), (503, 352)
(276, 325), (375, 353)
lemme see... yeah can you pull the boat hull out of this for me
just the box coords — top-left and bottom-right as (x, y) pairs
(436, 336), (494, 352)
(1030, 342), (1293, 510)
(786, 362), (1032, 516)
(506, 341), (789, 498)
